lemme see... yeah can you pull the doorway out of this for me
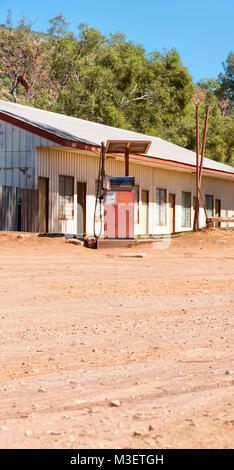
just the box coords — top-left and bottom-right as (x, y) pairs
(38, 177), (49, 233)
(169, 193), (175, 233)
(141, 190), (149, 236)
(77, 182), (86, 236)
(215, 199), (221, 227)
(193, 196), (197, 226)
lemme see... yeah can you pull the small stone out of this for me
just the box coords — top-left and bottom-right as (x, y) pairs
(65, 239), (82, 246)
(133, 431), (144, 436)
(38, 386), (46, 393)
(32, 369), (40, 373)
(225, 370), (234, 375)
(84, 237), (96, 248)
(88, 408), (99, 414)
(0, 426), (8, 431)
(120, 253), (146, 258)
(73, 400), (86, 405)
(110, 400), (121, 407)
(47, 430), (61, 435)
(25, 430), (32, 436)
(148, 425), (154, 431)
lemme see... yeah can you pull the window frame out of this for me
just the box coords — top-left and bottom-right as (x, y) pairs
(156, 188), (167, 226)
(205, 194), (214, 218)
(58, 175), (74, 221)
(181, 191), (192, 227)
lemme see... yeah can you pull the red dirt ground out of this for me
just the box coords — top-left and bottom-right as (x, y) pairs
(0, 229), (233, 449)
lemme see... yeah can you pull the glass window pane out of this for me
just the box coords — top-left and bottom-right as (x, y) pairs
(182, 192), (191, 227)
(205, 195), (213, 217)
(59, 176), (74, 220)
(156, 189), (166, 225)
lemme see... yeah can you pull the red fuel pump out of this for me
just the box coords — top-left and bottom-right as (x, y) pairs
(104, 177), (135, 239)
(94, 140), (151, 242)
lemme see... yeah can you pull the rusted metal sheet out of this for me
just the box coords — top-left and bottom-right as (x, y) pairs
(21, 188), (39, 232)
(0, 185), (20, 231)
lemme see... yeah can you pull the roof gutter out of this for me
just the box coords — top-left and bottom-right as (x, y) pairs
(127, 153), (234, 180)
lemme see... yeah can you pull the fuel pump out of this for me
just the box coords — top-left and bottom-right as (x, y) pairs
(94, 139), (151, 240)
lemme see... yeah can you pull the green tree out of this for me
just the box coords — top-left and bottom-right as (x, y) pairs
(0, 11), (39, 102)
(218, 51), (234, 100)
(0, 13), (233, 166)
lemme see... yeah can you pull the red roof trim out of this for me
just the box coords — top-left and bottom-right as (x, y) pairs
(129, 153), (234, 179)
(0, 111), (101, 152)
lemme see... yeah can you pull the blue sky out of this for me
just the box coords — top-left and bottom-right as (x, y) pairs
(1, 0), (233, 82)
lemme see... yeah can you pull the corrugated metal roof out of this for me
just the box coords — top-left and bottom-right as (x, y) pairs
(0, 99), (233, 175)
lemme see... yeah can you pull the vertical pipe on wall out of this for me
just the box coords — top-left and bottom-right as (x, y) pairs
(125, 147), (129, 177)
(199, 105), (210, 189)
(194, 104), (200, 231)
(101, 142), (106, 184)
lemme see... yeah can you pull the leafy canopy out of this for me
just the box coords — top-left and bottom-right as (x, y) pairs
(0, 14), (233, 166)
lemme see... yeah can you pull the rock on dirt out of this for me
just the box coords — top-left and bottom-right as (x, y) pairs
(65, 239), (82, 246)
(110, 400), (121, 407)
(119, 253), (146, 258)
(84, 237), (96, 248)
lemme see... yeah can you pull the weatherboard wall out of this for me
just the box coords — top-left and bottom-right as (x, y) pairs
(36, 147), (234, 235)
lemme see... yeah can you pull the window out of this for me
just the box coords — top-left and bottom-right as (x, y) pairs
(182, 192), (191, 227)
(134, 185), (139, 224)
(156, 188), (167, 225)
(58, 175), (74, 220)
(205, 194), (214, 217)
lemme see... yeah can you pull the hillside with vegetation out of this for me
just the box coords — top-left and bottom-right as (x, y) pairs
(0, 13), (233, 166)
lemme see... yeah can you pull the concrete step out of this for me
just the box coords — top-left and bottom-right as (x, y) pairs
(97, 239), (136, 249)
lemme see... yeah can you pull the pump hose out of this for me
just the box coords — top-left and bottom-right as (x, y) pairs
(93, 151), (103, 239)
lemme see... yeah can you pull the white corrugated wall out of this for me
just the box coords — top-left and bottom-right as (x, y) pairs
(0, 120), (57, 189)
(36, 147), (234, 235)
